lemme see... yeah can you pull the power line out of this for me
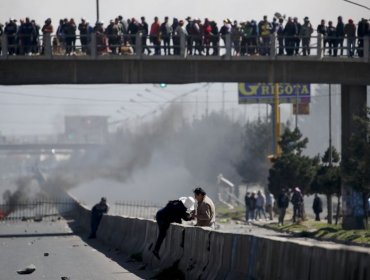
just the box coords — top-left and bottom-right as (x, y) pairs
(343, 0), (370, 11)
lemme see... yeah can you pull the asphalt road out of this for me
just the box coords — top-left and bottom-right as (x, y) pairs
(0, 219), (153, 280)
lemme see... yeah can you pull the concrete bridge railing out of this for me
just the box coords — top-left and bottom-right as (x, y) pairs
(1, 33), (369, 62)
(67, 196), (370, 280)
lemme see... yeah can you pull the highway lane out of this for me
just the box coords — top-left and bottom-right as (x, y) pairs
(0, 219), (153, 280)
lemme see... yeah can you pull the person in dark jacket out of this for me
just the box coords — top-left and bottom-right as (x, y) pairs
(89, 197), (109, 239)
(244, 192), (251, 223)
(291, 187), (304, 222)
(78, 18), (89, 53)
(312, 194), (323, 221)
(344, 19), (356, 57)
(327, 21), (337, 56)
(153, 196), (195, 259)
(284, 17), (296, 56)
(5, 19), (18, 55)
(140, 16), (151, 55)
(277, 188), (290, 225)
(317, 19), (328, 53)
(248, 192), (257, 221)
(336, 16), (345, 56)
(357, 18), (370, 57)
(293, 17), (301, 55)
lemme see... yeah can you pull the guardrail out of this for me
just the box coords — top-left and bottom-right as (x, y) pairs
(0, 33), (369, 61)
(0, 199), (77, 222)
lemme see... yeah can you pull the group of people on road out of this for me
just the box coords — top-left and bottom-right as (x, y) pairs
(244, 190), (275, 223)
(1, 14), (369, 57)
(89, 187), (215, 260)
(245, 187), (324, 226)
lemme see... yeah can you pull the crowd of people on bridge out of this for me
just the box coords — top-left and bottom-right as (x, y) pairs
(0, 14), (369, 57)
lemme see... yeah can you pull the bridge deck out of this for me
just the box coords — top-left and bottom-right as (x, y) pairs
(1, 56), (370, 85)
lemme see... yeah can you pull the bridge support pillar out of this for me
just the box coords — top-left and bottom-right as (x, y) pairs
(341, 84), (367, 229)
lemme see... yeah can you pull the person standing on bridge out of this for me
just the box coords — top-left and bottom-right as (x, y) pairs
(192, 187), (216, 227)
(89, 197), (109, 239)
(152, 196), (195, 259)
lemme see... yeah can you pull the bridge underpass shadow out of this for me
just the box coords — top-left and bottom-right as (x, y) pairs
(65, 218), (154, 279)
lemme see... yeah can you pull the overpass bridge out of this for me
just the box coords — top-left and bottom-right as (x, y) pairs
(0, 33), (369, 85)
(1, 33), (369, 228)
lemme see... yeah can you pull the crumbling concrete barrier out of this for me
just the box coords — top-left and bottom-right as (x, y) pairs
(66, 196), (370, 280)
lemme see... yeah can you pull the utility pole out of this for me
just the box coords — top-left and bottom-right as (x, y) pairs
(295, 88), (299, 130)
(206, 84), (209, 117)
(274, 83), (281, 156)
(329, 84), (332, 166)
(343, 0), (370, 11)
(222, 83), (225, 115)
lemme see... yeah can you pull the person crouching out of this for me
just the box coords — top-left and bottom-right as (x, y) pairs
(152, 196), (195, 259)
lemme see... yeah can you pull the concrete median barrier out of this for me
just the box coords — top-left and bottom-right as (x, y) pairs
(158, 224), (186, 269)
(142, 220), (159, 266)
(65, 196), (370, 280)
(179, 226), (212, 280)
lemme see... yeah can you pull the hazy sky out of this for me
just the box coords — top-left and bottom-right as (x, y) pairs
(1, 0), (369, 27)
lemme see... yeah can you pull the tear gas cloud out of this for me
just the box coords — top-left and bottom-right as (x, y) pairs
(51, 103), (245, 206)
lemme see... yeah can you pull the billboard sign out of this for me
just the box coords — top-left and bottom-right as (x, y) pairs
(238, 83), (311, 104)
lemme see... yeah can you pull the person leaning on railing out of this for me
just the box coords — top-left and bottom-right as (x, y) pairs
(317, 19), (328, 53)
(78, 18), (89, 54)
(344, 19), (356, 57)
(5, 19), (18, 55)
(149, 16), (161, 55)
(300, 17), (313, 56)
(357, 18), (370, 58)
(41, 18), (53, 55)
(336, 16), (345, 56)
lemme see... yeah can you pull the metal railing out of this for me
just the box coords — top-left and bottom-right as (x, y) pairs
(0, 199), (77, 222)
(112, 200), (162, 220)
(1, 33), (369, 61)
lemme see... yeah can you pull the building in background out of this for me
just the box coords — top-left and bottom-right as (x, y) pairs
(63, 116), (108, 144)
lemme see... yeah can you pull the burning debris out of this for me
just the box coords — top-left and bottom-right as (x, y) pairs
(1, 176), (48, 219)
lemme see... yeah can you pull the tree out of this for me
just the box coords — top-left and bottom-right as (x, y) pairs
(341, 108), (370, 229)
(268, 128), (317, 198)
(311, 146), (341, 224)
(235, 119), (272, 186)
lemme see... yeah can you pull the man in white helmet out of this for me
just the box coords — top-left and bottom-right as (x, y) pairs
(152, 196), (195, 259)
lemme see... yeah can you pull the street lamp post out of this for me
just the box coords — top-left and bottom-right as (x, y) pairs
(96, 0), (100, 23)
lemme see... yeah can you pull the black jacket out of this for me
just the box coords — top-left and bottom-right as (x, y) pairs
(156, 200), (192, 226)
(313, 196), (323, 213)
